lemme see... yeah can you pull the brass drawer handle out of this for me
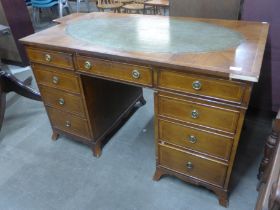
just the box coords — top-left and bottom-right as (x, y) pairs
(186, 161), (193, 170)
(45, 54), (52, 62)
(52, 76), (59, 84)
(65, 120), (71, 128)
(84, 61), (92, 70)
(192, 81), (202, 90)
(132, 69), (141, 79)
(58, 98), (65, 105)
(188, 135), (197, 144)
(191, 110), (199, 119)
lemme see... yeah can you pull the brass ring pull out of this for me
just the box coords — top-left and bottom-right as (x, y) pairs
(58, 98), (65, 105)
(188, 135), (197, 144)
(191, 110), (199, 119)
(84, 61), (92, 70)
(65, 121), (71, 128)
(192, 81), (202, 90)
(132, 69), (141, 79)
(52, 76), (59, 84)
(45, 54), (52, 62)
(186, 161), (193, 169)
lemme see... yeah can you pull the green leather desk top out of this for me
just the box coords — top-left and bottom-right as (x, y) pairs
(66, 16), (244, 54)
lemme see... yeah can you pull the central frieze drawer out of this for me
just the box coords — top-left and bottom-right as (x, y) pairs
(47, 107), (91, 140)
(26, 48), (74, 70)
(40, 86), (85, 117)
(157, 94), (240, 133)
(158, 70), (246, 103)
(158, 144), (228, 187)
(33, 64), (80, 94)
(76, 56), (153, 87)
(158, 119), (233, 160)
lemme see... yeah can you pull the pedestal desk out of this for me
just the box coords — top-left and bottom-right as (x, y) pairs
(20, 13), (269, 207)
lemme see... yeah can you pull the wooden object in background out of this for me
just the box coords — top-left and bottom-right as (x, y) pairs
(144, 0), (169, 15)
(269, 175), (280, 210)
(0, 25), (41, 131)
(96, 0), (123, 12)
(0, 70), (41, 131)
(256, 109), (280, 209)
(20, 13), (268, 207)
(170, 0), (241, 20)
(0, 0), (34, 66)
(258, 111), (280, 179)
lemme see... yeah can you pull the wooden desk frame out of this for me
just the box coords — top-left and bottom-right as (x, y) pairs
(20, 13), (269, 207)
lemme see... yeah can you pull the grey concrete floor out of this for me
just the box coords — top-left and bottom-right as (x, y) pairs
(0, 69), (273, 210)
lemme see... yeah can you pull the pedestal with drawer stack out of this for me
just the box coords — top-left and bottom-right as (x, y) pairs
(153, 69), (253, 207)
(26, 47), (145, 157)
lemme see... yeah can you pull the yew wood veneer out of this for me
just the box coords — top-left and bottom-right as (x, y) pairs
(20, 13), (269, 207)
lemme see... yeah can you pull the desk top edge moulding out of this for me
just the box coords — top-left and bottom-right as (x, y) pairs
(20, 12), (269, 82)
(20, 12), (269, 208)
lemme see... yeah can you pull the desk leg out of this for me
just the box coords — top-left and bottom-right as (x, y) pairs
(213, 189), (229, 207)
(92, 141), (102, 158)
(52, 132), (59, 141)
(153, 166), (229, 207)
(153, 167), (164, 181)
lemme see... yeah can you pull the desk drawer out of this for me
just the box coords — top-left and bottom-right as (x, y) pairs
(76, 56), (153, 87)
(157, 94), (239, 133)
(158, 119), (233, 160)
(158, 70), (245, 103)
(33, 64), (80, 94)
(47, 107), (91, 139)
(40, 86), (85, 117)
(26, 48), (74, 70)
(158, 144), (227, 187)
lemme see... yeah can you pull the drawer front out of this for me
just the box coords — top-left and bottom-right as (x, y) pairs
(76, 56), (153, 86)
(158, 144), (227, 187)
(47, 107), (91, 139)
(26, 48), (74, 70)
(33, 64), (80, 94)
(40, 86), (85, 117)
(158, 70), (245, 103)
(158, 95), (239, 133)
(158, 119), (233, 160)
